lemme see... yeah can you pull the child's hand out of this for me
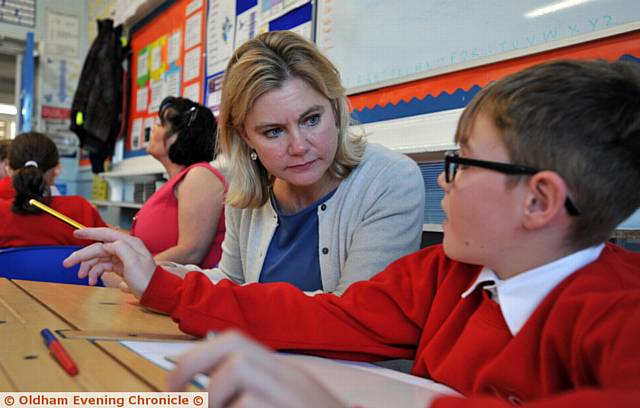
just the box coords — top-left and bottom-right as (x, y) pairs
(101, 272), (133, 294)
(63, 227), (156, 297)
(168, 331), (348, 408)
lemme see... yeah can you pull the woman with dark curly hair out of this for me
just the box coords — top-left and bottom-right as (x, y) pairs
(130, 97), (226, 268)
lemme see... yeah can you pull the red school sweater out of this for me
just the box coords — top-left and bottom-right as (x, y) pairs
(0, 176), (14, 200)
(141, 243), (640, 407)
(0, 196), (108, 247)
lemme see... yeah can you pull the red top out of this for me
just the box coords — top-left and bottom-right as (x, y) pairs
(131, 162), (226, 268)
(141, 243), (640, 407)
(0, 196), (108, 247)
(0, 176), (14, 200)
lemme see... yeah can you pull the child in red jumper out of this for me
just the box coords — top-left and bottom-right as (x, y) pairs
(0, 132), (107, 247)
(66, 59), (640, 407)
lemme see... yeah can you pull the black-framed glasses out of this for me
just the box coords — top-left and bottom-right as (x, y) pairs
(444, 151), (581, 216)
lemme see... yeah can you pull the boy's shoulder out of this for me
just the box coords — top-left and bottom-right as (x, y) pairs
(543, 243), (640, 324)
(532, 243), (640, 355)
(563, 243), (640, 292)
(385, 244), (482, 290)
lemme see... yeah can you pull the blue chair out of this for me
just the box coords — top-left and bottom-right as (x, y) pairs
(0, 246), (104, 286)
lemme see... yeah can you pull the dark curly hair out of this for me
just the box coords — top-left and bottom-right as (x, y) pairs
(9, 132), (59, 214)
(158, 96), (217, 165)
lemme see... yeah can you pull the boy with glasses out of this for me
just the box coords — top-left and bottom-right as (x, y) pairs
(68, 59), (640, 407)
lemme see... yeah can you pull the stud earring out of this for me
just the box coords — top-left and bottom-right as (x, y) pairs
(250, 150), (258, 161)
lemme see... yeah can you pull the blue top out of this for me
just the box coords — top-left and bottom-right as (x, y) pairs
(259, 188), (337, 291)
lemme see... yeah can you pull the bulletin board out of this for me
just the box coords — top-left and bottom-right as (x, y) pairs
(124, 0), (314, 157)
(203, 0), (314, 115)
(126, 0), (207, 158)
(317, 0), (640, 94)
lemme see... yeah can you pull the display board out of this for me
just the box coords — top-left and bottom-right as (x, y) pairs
(125, 0), (314, 157)
(126, 0), (207, 157)
(317, 0), (640, 93)
(203, 0), (313, 115)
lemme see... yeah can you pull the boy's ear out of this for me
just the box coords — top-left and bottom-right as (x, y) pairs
(522, 171), (568, 229)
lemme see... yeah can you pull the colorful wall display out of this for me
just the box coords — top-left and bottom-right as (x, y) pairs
(125, 0), (313, 157)
(127, 0), (207, 157)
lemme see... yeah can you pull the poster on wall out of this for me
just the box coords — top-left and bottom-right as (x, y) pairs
(205, 74), (224, 117)
(168, 30), (182, 64)
(234, 3), (259, 50)
(142, 117), (155, 147)
(183, 46), (202, 82)
(185, 11), (203, 49)
(203, 1), (313, 109)
(41, 55), (82, 156)
(45, 11), (80, 58)
(41, 56), (81, 111)
(130, 118), (143, 150)
(183, 81), (201, 102)
(206, 0), (236, 76)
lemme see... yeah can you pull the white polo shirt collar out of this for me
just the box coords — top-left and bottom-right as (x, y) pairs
(461, 244), (605, 335)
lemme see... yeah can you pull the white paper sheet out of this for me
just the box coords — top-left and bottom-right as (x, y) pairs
(136, 87), (148, 112)
(183, 81), (201, 103)
(143, 117), (155, 146)
(165, 69), (182, 97)
(205, 0), (235, 75)
(151, 43), (163, 72)
(130, 118), (143, 150)
(137, 50), (149, 81)
(234, 5), (258, 49)
(186, 0), (203, 16)
(148, 79), (165, 113)
(185, 11), (202, 50)
(120, 340), (457, 407)
(168, 30), (182, 64)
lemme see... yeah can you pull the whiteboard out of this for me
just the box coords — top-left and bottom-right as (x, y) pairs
(316, 0), (640, 93)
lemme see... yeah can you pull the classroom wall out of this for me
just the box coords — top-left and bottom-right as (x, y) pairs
(0, 1), (89, 52)
(0, 1), (90, 195)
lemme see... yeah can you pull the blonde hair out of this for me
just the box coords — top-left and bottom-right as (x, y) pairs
(217, 31), (366, 208)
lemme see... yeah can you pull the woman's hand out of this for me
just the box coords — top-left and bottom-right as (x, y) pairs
(168, 331), (348, 408)
(63, 227), (157, 297)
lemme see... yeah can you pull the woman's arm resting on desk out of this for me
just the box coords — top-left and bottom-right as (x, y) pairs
(154, 166), (225, 265)
(63, 227), (156, 296)
(169, 331), (347, 408)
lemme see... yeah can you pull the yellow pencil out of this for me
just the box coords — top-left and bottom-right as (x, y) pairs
(28, 199), (86, 230)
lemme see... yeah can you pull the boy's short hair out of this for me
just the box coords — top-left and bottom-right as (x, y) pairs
(455, 60), (640, 250)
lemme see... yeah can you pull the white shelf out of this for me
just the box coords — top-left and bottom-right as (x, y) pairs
(93, 200), (143, 209)
(101, 170), (165, 179)
(100, 155), (166, 179)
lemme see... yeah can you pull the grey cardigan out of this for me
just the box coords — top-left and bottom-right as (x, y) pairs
(162, 143), (425, 295)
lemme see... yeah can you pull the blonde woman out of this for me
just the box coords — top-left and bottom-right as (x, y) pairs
(66, 31), (425, 296)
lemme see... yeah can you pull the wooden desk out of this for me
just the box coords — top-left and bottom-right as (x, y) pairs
(0, 278), (192, 391)
(1, 279), (454, 406)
